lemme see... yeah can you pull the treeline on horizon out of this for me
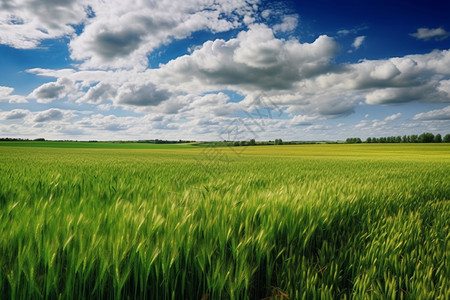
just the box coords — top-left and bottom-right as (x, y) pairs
(1, 132), (450, 145)
(197, 139), (314, 147)
(346, 132), (450, 144)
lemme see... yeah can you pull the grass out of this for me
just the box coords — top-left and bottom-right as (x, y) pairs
(0, 143), (449, 299)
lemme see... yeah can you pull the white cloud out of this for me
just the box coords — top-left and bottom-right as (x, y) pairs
(34, 109), (65, 122)
(26, 68), (77, 78)
(22, 46), (450, 128)
(369, 61), (400, 80)
(1, 109), (29, 120)
(0, 86), (14, 98)
(305, 50), (450, 106)
(161, 24), (339, 91)
(0, 0), (88, 49)
(413, 106), (450, 120)
(410, 27), (449, 41)
(273, 15), (298, 32)
(365, 84), (449, 105)
(185, 93), (243, 118)
(1, 0), (259, 69)
(355, 113), (402, 130)
(68, 0), (259, 69)
(384, 113), (402, 121)
(352, 36), (365, 49)
(115, 82), (171, 107)
(291, 114), (323, 125)
(365, 88), (416, 105)
(78, 82), (116, 104)
(337, 26), (368, 37)
(30, 78), (76, 103)
(0, 86), (28, 103)
(437, 79), (450, 95)
(261, 9), (271, 19)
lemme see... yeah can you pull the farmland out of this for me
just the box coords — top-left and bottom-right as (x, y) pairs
(0, 143), (449, 299)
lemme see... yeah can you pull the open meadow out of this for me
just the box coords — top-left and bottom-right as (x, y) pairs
(0, 143), (449, 299)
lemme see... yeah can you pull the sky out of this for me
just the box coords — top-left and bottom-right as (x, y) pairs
(0, 0), (449, 141)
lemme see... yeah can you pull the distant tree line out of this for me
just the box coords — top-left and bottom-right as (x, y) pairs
(199, 139), (336, 147)
(230, 139), (281, 146)
(136, 139), (194, 144)
(0, 137), (45, 141)
(346, 133), (450, 144)
(345, 138), (362, 144)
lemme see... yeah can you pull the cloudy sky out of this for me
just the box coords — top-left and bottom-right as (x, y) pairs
(1, 0), (449, 141)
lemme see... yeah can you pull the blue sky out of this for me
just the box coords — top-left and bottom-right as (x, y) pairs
(0, 0), (449, 141)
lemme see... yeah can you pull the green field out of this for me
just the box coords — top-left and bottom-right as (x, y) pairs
(0, 143), (449, 299)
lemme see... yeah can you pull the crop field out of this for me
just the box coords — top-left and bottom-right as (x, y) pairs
(0, 143), (449, 299)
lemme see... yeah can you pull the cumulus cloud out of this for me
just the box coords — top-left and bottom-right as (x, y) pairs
(68, 0), (259, 69)
(186, 92), (243, 117)
(1, 109), (29, 120)
(413, 105), (450, 120)
(365, 84), (449, 105)
(161, 24), (339, 91)
(0, 86), (14, 98)
(25, 47), (450, 124)
(78, 82), (116, 103)
(0, 0), (88, 48)
(116, 82), (171, 106)
(88, 28), (144, 60)
(0, 86), (27, 103)
(410, 27), (449, 41)
(365, 87), (422, 105)
(1, 0), (259, 69)
(302, 49), (450, 106)
(34, 109), (65, 122)
(352, 36), (365, 49)
(30, 78), (76, 103)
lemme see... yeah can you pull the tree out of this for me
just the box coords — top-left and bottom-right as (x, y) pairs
(410, 135), (418, 143)
(275, 139), (283, 145)
(346, 138), (362, 144)
(434, 134), (442, 143)
(402, 135), (409, 143)
(366, 137), (372, 143)
(249, 139), (256, 146)
(418, 132), (434, 143)
(444, 134), (450, 143)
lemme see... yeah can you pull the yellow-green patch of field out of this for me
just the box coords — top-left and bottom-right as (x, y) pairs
(0, 143), (449, 299)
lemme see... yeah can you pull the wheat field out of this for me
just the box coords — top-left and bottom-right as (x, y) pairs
(0, 143), (449, 299)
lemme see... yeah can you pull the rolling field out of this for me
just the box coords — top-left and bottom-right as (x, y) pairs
(0, 143), (449, 299)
